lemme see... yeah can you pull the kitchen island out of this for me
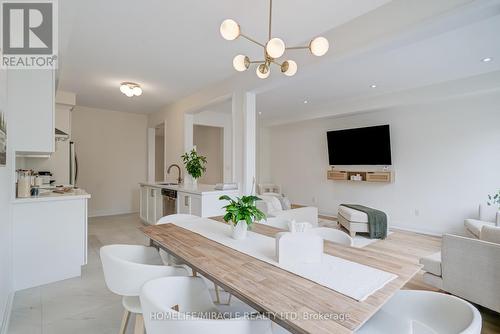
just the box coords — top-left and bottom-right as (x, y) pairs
(11, 189), (91, 290)
(139, 182), (239, 224)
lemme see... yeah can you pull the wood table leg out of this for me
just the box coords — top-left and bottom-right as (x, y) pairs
(119, 309), (130, 334)
(134, 313), (144, 334)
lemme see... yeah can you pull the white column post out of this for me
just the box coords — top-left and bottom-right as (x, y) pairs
(232, 91), (256, 195)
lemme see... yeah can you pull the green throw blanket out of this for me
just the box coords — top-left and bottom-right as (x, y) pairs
(341, 204), (387, 239)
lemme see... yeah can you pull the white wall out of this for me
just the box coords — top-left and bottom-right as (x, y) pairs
(261, 91), (500, 235)
(0, 71), (12, 333)
(193, 109), (232, 183)
(193, 125), (223, 184)
(71, 106), (148, 217)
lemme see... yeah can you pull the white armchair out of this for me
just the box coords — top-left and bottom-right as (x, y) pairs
(256, 194), (318, 227)
(420, 232), (500, 313)
(464, 204), (500, 238)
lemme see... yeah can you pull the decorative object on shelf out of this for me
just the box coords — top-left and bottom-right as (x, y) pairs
(327, 170), (392, 183)
(487, 190), (500, 208)
(0, 110), (6, 166)
(119, 82), (142, 97)
(220, 0), (329, 79)
(219, 195), (266, 240)
(181, 148), (207, 186)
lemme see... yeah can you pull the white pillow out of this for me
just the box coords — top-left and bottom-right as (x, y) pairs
(261, 192), (292, 211)
(259, 195), (283, 213)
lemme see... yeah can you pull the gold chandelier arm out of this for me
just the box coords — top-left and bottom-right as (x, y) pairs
(250, 60), (266, 64)
(270, 59), (283, 67)
(269, 0), (273, 40)
(240, 33), (266, 48)
(286, 46), (309, 50)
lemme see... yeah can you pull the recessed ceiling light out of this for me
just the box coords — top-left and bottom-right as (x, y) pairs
(303, 100), (308, 104)
(482, 57), (493, 63)
(258, 111), (262, 115)
(370, 84), (377, 88)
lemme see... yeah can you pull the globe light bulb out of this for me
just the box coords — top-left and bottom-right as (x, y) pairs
(232, 55), (249, 72)
(220, 19), (240, 41)
(266, 38), (285, 59)
(256, 64), (270, 79)
(120, 84), (129, 94)
(281, 60), (297, 76)
(309, 36), (329, 56)
(125, 89), (134, 97)
(132, 86), (142, 96)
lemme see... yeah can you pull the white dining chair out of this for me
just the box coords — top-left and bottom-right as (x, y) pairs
(100, 244), (188, 334)
(356, 290), (482, 334)
(140, 276), (273, 334)
(311, 227), (354, 246)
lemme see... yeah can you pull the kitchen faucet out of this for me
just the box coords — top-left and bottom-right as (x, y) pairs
(167, 164), (182, 184)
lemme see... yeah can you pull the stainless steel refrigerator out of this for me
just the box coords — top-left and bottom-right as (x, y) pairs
(69, 141), (78, 186)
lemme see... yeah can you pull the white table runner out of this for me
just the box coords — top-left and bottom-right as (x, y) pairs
(173, 218), (397, 301)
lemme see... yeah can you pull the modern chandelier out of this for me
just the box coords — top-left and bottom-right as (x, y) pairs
(220, 0), (330, 79)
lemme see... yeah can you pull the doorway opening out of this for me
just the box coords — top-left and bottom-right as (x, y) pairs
(193, 124), (223, 184)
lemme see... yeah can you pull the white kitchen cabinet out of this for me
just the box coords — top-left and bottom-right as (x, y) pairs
(177, 191), (202, 216)
(140, 183), (239, 220)
(140, 186), (148, 221)
(9, 69), (55, 153)
(139, 185), (163, 224)
(12, 195), (89, 290)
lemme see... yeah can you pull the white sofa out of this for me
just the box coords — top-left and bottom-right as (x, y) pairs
(420, 229), (500, 313)
(464, 204), (500, 238)
(256, 194), (318, 227)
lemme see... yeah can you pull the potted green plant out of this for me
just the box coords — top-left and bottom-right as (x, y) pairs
(219, 195), (266, 240)
(181, 148), (207, 186)
(488, 190), (500, 208)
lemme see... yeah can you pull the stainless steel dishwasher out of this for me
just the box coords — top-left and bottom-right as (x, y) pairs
(162, 188), (177, 216)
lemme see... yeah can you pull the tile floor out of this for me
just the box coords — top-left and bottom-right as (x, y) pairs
(8, 213), (252, 334)
(9, 214), (159, 334)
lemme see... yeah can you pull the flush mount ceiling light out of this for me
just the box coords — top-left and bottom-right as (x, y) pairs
(120, 82), (142, 97)
(482, 57), (493, 62)
(220, 0), (330, 79)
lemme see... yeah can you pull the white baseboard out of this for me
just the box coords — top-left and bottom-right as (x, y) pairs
(390, 225), (443, 237)
(0, 292), (14, 334)
(89, 210), (138, 218)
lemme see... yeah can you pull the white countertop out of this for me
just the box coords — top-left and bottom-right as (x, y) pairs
(139, 182), (239, 196)
(12, 188), (91, 204)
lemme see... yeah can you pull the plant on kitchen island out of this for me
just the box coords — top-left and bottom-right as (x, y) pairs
(181, 148), (207, 180)
(219, 195), (266, 227)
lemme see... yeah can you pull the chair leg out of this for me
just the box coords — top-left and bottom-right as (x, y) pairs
(134, 313), (144, 334)
(214, 283), (221, 304)
(350, 230), (356, 238)
(119, 309), (130, 334)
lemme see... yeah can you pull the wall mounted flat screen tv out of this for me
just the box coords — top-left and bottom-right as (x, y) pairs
(327, 125), (392, 165)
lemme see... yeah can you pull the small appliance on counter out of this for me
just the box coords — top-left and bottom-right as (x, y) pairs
(16, 169), (34, 198)
(37, 171), (54, 185)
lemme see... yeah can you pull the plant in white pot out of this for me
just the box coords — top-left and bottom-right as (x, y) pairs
(219, 195), (266, 240)
(488, 190), (500, 208)
(181, 149), (207, 186)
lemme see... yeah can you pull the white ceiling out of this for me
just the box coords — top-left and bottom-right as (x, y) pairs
(257, 11), (500, 122)
(58, 0), (390, 114)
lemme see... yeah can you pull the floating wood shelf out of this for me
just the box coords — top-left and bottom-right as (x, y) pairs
(327, 170), (392, 183)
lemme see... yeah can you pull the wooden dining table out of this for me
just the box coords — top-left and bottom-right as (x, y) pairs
(140, 219), (421, 334)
